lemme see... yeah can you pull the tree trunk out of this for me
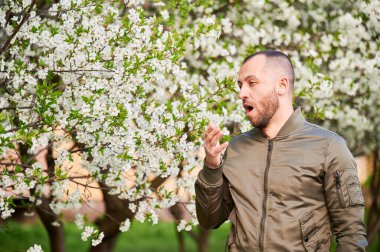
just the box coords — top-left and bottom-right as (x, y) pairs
(170, 203), (186, 252)
(197, 228), (210, 252)
(89, 181), (134, 252)
(35, 195), (65, 252)
(89, 232), (119, 252)
(367, 149), (380, 245)
(22, 141), (65, 252)
(88, 169), (171, 252)
(169, 203), (186, 252)
(170, 203), (211, 252)
(175, 227), (186, 252)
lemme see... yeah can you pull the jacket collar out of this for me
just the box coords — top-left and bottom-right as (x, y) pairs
(275, 107), (305, 138)
(252, 107), (305, 140)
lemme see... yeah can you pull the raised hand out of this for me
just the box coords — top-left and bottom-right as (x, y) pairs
(202, 123), (229, 169)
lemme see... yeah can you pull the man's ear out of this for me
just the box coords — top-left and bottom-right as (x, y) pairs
(277, 76), (290, 96)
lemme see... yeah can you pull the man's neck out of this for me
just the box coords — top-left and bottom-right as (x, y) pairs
(262, 106), (294, 139)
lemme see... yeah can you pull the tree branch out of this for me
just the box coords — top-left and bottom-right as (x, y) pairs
(0, 162), (31, 168)
(5, 119), (42, 133)
(0, 0), (37, 55)
(0, 106), (33, 111)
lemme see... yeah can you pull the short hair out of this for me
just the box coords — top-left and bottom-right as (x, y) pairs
(243, 50), (295, 88)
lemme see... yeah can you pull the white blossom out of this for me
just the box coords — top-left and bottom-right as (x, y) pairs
(27, 244), (43, 252)
(92, 232), (104, 246)
(160, 10), (169, 21)
(177, 220), (193, 232)
(119, 219), (131, 232)
(81, 226), (95, 241)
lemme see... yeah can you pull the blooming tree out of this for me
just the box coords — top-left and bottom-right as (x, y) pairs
(0, 0), (234, 250)
(1, 0), (380, 251)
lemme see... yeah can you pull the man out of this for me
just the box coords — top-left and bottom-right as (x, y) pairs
(195, 50), (367, 251)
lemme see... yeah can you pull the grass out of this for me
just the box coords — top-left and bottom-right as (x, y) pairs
(0, 220), (230, 252)
(0, 220), (378, 252)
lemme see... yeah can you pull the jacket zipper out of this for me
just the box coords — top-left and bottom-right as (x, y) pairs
(335, 170), (345, 208)
(259, 139), (273, 252)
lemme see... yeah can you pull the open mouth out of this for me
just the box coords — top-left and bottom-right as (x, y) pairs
(243, 104), (254, 114)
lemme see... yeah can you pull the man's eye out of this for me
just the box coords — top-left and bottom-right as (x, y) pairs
(249, 82), (256, 85)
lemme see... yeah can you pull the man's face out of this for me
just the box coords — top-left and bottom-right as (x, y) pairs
(237, 55), (279, 129)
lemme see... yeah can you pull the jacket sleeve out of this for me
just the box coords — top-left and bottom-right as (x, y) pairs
(195, 151), (234, 229)
(324, 135), (368, 251)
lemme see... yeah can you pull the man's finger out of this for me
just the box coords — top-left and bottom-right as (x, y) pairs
(206, 127), (220, 143)
(205, 123), (215, 135)
(216, 142), (229, 153)
(210, 131), (223, 146)
(202, 124), (213, 141)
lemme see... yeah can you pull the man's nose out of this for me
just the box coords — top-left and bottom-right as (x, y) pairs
(238, 84), (248, 100)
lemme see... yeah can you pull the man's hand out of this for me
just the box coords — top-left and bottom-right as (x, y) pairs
(202, 123), (229, 169)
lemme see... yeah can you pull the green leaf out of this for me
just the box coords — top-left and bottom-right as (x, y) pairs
(15, 165), (23, 173)
(95, 4), (103, 14)
(49, 25), (60, 36)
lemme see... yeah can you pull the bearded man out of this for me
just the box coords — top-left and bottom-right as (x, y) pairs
(195, 50), (367, 251)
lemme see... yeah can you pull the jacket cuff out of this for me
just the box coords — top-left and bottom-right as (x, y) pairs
(198, 158), (224, 185)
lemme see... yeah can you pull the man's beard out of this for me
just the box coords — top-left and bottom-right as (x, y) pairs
(250, 89), (279, 129)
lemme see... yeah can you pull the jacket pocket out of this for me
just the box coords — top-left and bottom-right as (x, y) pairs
(299, 211), (321, 252)
(334, 169), (364, 208)
(346, 174), (365, 206)
(317, 215), (332, 249)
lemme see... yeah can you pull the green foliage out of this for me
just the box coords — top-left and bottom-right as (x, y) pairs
(34, 79), (62, 125)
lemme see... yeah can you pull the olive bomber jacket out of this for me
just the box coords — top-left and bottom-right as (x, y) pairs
(195, 108), (367, 252)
